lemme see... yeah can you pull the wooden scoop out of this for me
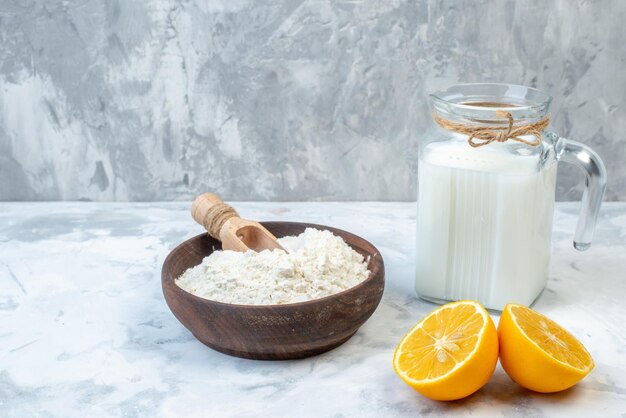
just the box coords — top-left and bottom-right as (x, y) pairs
(191, 193), (286, 253)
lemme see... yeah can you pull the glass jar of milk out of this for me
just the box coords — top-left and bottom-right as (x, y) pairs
(415, 83), (607, 310)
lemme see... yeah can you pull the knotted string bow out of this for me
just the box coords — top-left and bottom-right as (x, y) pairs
(434, 110), (550, 148)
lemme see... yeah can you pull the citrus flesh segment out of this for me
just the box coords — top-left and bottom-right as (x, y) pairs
(499, 303), (594, 393)
(393, 301), (499, 401)
(509, 305), (593, 371)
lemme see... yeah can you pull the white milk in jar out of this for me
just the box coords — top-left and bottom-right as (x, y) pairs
(415, 137), (557, 310)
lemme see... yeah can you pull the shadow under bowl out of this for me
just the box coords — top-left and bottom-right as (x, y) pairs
(162, 222), (385, 360)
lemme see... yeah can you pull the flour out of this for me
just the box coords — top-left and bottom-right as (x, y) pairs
(175, 228), (370, 305)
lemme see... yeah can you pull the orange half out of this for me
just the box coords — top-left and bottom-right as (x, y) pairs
(393, 300), (499, 401)
(498, 303), (594, 393)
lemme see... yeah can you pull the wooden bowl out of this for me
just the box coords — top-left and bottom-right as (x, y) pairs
(162, 222), (385, 360)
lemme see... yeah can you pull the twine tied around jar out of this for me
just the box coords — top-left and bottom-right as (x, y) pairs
(433, 109), (551, 148)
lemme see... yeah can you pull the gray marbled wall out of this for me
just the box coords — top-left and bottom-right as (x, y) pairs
(0, 0), (624, 201)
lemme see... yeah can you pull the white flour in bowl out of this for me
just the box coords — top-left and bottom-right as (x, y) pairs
(175, 228), (371, 305)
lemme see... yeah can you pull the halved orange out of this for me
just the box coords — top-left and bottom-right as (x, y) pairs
(392, 300), (499, 401)
(498, 303), (594, 393)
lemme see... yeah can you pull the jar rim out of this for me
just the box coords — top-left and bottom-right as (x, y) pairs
(429, 83), (552, 123)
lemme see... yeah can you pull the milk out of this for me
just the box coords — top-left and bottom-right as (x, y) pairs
(415, 138), (557, 310)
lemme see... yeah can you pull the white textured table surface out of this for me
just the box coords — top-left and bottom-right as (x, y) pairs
(1, 202), (625, 417)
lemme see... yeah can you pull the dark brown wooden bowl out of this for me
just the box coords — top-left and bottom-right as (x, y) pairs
(162, 222), (385, 360)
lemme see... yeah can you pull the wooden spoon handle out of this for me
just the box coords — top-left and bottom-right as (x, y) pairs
(191, 193), (239, 240)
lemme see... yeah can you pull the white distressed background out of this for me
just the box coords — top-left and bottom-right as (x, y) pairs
(0, 0), (624, 201)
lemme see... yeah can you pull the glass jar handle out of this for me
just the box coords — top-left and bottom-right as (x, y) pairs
(553, 134), (607, 250)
